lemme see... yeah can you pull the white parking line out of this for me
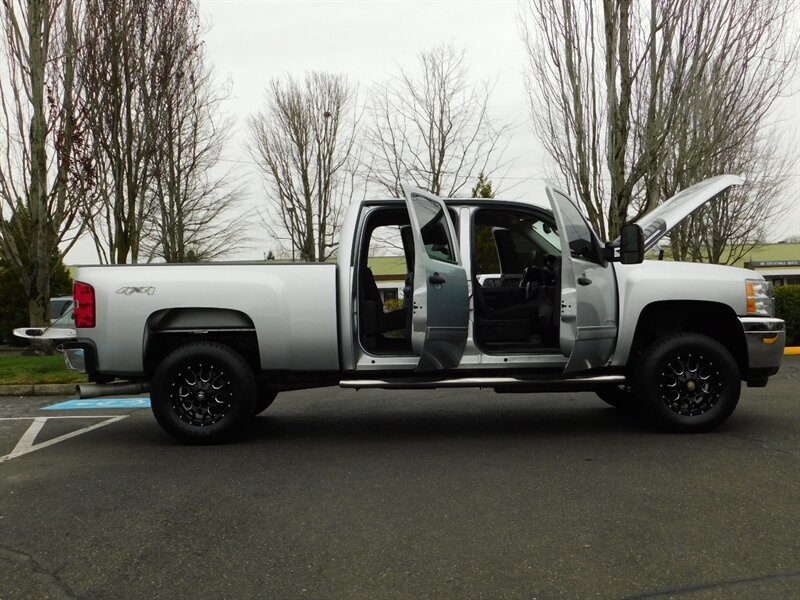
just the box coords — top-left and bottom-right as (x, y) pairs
(0, 415), (128, 464)
(8, 417), (47, 458)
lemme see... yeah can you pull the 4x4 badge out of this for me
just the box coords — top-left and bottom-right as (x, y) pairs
(116, 286), (155, 296)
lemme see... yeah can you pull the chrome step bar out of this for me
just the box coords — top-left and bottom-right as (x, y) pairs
(340, 374), (624, 392)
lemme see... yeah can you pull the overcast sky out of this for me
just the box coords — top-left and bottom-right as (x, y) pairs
(65, 0), (800, 263)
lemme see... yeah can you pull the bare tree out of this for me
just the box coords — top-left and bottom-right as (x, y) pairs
(82, 0), (244, 264)
(80, 0), (155, 263)
(247, 72), (360, 262)
(139, 3), (245, 263)
(367, 43), (509, 198)
(661, 54), (793, 264)
(521, 0), (797, 244)
(0, 0), (93, 333)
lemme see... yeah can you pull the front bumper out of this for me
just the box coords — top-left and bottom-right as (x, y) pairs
(739, 317), (785, 386)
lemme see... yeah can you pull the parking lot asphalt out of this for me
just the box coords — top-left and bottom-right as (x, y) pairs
(1, 358), (799, 600)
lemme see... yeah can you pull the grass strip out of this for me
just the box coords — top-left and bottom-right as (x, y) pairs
(0, 354), (87, 385)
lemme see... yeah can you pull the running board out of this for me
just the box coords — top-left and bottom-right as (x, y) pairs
(339, 374), (625, 393)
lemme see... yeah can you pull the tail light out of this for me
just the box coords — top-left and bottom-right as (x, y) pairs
(73, 281), (96, 328)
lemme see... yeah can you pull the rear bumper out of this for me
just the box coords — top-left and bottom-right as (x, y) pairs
(739, 317), (785, 386)
(60, 341), (100, 378)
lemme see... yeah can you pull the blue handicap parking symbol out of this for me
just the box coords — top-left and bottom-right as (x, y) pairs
(43, 397), (151, 410)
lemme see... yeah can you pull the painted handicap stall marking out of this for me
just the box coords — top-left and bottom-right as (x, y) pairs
(43, 397), (151, 410)
(0, 415), (128, 464)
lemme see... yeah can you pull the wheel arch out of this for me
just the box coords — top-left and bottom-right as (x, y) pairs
(628, 300), (747, 378)
(143, 307), (260, 376)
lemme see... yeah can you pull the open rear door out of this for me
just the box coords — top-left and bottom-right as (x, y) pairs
(403, 187), (469, 371)
(547, 188), (618, 373)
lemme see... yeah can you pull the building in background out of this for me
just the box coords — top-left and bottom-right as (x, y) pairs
(740, 243), (800, 286)
(366, 256), (407, 302)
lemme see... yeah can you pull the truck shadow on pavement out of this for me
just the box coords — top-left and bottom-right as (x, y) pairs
(238, 404), (666, 444)
(94, 394), (780, 448)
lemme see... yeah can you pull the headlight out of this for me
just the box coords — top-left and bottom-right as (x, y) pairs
(746, 279), (773, 316)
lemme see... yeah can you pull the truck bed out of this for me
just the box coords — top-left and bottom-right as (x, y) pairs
(74, 263), (340, 376)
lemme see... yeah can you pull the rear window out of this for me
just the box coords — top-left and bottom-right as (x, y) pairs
(50, 299), (72, 320)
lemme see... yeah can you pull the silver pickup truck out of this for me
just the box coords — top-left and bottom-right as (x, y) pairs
(28, 175), (785, 442)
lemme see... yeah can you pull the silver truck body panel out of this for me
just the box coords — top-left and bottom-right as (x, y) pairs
(547, 187), (618, 372)
(611, 260), (755, 366)
(336, 200), (362, 372)
(75, 263), (339, 375)
(403, 186), (469, 371)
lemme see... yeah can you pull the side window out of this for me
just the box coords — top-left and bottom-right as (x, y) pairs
(474, 225), (500, 275)
(553, 192), (598, 261)
(411, 193), (456, 264)
(406, 192), (460, 264)
(530, 221), (561, 252)
(421, 215), (455, 263)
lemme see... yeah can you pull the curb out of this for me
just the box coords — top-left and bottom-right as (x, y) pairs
(785, 347), (800, 356)
(0, 383), (77, 397)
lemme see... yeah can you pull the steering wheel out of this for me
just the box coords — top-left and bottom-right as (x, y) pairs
(540, 253), (558, 286)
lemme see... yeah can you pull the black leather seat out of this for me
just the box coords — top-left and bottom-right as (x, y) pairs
(359, 267), (407, 349)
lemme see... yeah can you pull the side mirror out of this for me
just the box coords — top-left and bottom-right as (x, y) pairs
(619, 223), (644, 264)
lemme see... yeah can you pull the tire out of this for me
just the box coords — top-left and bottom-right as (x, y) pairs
(596, 384), (638, 410)
(151, 342), (256, 444)
(254, 382), (278, 416)
(633, 333), (740, 433)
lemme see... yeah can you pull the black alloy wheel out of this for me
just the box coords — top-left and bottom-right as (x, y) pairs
(658, 351), (722, 417)
(151, 342), (256, 443)
(633, 332), (740, 433)
(170, 361), (233, 426)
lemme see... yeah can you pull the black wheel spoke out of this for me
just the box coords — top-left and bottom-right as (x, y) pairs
(658, 351), (720, 417)
(169, 361), (234, 427)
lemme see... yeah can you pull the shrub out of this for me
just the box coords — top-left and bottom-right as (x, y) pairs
(383, 297), (405, 313)
(774, 284), (800, 346)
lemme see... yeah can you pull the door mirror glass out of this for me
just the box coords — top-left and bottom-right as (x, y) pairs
(619, 223), (644, 264)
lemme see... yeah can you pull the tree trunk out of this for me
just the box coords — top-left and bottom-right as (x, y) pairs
(27, 0), (52, 332)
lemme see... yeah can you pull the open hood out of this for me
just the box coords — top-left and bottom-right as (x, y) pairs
(627, 174), (745, 252)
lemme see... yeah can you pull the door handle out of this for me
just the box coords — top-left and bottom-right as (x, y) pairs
(577, 275), (592, 286)
(429, 273), (446, 285)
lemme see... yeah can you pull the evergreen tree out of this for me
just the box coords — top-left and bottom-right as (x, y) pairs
(471, 173), (500, 274)
(0, 260), (72, 347)
(471, 172), (494, 199)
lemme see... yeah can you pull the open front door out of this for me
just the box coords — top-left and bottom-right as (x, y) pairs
(547, 188), (618, 373)
(403, 187), (469, 371)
